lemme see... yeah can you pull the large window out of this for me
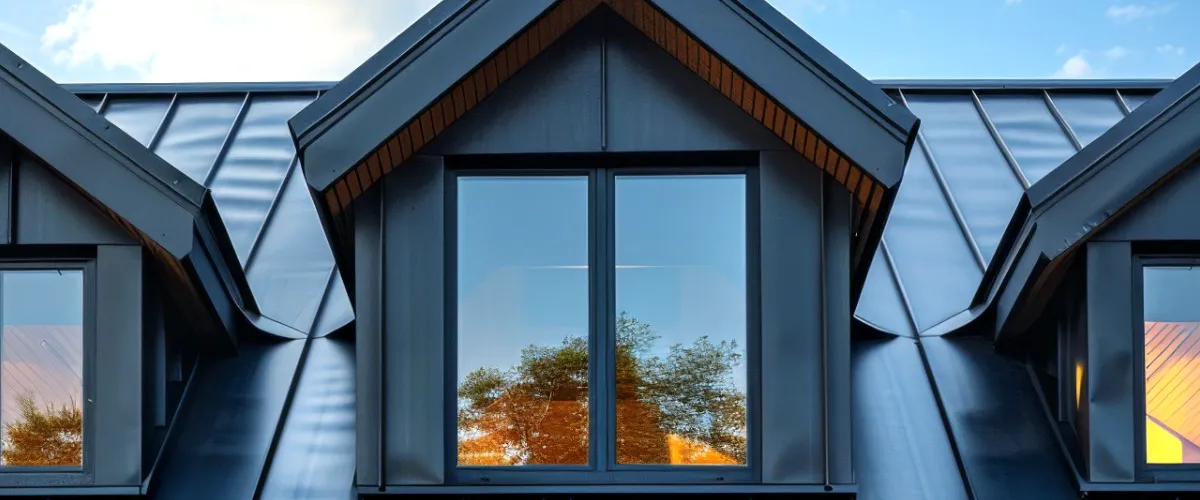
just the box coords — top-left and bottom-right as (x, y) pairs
(452, 168), (752, 481)
(1142, 265), (1200, 466)
(0, 267), (85, 469)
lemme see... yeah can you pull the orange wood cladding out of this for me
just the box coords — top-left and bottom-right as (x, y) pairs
(321, 0), (888, 271)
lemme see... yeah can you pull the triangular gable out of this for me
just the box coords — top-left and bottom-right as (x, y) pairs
(292, 0), (920, 304)
(978, 61), (1200, 341)
(0, 43), (254, 350)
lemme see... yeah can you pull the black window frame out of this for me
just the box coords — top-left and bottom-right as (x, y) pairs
(443, 157), (761, 486)
(1133, 255), (1200, 482)
(0, 258), (96, 484)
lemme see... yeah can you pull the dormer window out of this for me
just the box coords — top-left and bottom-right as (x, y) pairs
(451, 167), (753, 479)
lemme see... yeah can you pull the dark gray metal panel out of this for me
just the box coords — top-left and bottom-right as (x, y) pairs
(424, 14), (602, 155)
(852, 338), (968, 500)
(922, 335), (1077, 500)
(0, 139), (10, 244)
(15, 155), (136, 245)
(758, 150), (824, 484)
(382, 155), (445, 485)
(314, 269), (354, 337)
(354, 184), (383, 488)
(1097, 159), (1200, 241)
(1084, 241), (1135, 482)
(150, 340), (305, 500)
(93, 245), (142, 486)
(855, 249), (915, 336)
(300, 0), (557, 191)
(260, 338), (356, 500)
(823, 175), (853, 484)
(0, 45), (201, 255)
(603, 16), (782, 153)
(652, 0), (914, 186)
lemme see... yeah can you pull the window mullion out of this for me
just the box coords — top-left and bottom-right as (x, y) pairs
(592, 167), (613, 474)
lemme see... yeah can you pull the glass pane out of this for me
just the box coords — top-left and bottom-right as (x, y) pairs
(456, 176), (590, 466)
(0, 269), (84, 467)
(614, 174), (747, 466)
(1142, 266), (1200, 464)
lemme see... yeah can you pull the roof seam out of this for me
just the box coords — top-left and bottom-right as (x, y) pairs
(204, 92), (252, 188)
(146, 93), (179, 152)
(880, 238), (921, 334)
(1114, 89), (1134, 116)
(972, 90), (1031, 189)
(1043, 91), (1084, 151)
(897, 89), (988, 271)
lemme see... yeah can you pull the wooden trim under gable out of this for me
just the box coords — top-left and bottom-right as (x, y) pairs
(320, 0), (889, 275)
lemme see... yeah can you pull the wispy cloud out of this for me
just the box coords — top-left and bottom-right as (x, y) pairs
(1157, 43), (1186, 55)
(1054, 53), (1094, 78)
(1104, 46), (1132, 59)
(1056, 43), (1068, 55)
(0, 20), (29, 39)
(1106, 3), (1176, 22)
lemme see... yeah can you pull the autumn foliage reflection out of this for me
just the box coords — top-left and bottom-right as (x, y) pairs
(2, 394), (83, 466)
(458, 312), (746, 466)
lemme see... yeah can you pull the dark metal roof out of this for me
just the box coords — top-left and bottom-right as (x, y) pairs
(856, 83), (1164, 337)
(64, 84), (352, 338)
(977, 62), (1200, 340)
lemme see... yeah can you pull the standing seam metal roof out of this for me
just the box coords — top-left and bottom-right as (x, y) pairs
(60, 80), (1171, 339)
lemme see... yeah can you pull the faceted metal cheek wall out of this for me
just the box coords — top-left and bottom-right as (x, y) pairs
(77, 89), (350, 338)
(321, 0), (889, 282)
(856, 88), (1157, 336)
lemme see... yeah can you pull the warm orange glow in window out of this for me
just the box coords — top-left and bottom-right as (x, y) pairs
(1074, 363), (1083, 408)
(1144, 320), (1200, 464)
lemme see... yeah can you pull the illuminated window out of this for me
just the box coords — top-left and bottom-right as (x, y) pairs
(1142, 266), (1200, 465)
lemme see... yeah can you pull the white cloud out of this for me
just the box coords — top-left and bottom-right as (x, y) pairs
(1104, 46), (1131, 59)
(41, 0), (440, 83)
(1106, 3), (1176, 22)
(1157, 44), (1186, 55)
(1054, 54), (1094, 78)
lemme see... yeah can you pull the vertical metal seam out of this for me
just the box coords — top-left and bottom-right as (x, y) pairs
(914, 335), (977, 500)
(1114, 89), (1133, 116)
(819, 176), (831, 488)
(897, 90), (988, 271)
(203, 92), (253, 187)
(972, 91), (1031, 189)
(4, 142), (14, 243)
(243, 154), (301, 270)
(377, 176), (386, 490)
(1044, 91), (1083, 151)
(146, 93), (179, 151)
(880, 238), (920, 335)
(307, 265), (341, 337)
(599, 19), (608, 152)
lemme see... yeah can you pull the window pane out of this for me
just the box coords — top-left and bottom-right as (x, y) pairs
(1143, 266), (1200, 465)
(456, 176), (590, 466)
(0, 269), (84, 467)
(614, 174), (747, 466)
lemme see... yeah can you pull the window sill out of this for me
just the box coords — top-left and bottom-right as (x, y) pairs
(360, 483), (855, 497)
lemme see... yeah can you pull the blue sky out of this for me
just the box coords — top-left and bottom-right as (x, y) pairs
(0, 0), (1194, 84)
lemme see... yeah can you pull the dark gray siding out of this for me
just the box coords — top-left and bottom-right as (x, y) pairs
(15, 155), (135, 245)
(758, 150), (851, 484)
(1084, 241), (1136, 482)
(1096, 160), (1200, 242)
(425, 10), (783, 157)
(355, 156), (446, 487)
(93, 245), (143, 486)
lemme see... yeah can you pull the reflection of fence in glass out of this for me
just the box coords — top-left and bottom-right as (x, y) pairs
(1144, 321), (1200, 464)
(457, 313), (746, 466)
